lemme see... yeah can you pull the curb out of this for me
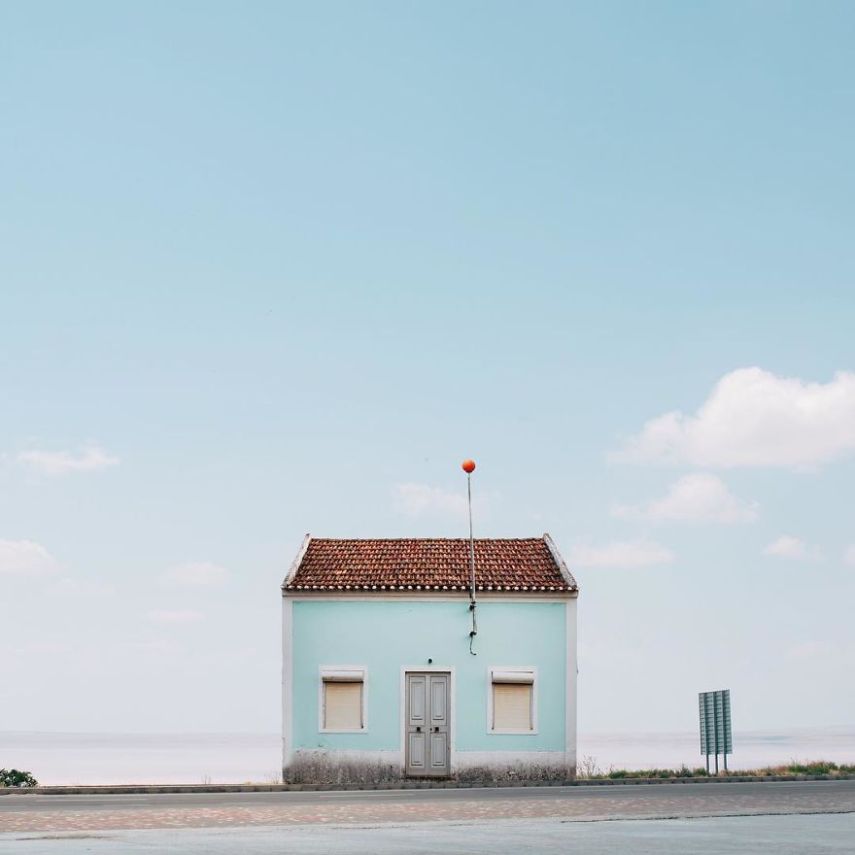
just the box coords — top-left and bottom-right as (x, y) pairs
(2, 774), (853, 796)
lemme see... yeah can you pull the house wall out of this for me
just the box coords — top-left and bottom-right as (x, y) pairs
(282, 597), (577, 783)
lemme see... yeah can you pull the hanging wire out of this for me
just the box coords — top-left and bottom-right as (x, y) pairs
(467, 470), (477, 655)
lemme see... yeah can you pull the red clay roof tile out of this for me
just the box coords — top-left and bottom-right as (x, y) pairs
(284, 536), (576, 593)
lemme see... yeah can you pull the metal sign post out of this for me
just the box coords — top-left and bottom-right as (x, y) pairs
(698, 689), (732, 775)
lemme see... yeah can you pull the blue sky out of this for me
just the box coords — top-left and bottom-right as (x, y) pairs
(2, 2), (854, 737)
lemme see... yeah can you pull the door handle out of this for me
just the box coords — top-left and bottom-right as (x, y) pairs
(433, 727), (440, 733)
(415, 726), (422, 732)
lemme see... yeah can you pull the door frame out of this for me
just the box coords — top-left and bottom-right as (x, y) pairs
(400, 666), (455, 777)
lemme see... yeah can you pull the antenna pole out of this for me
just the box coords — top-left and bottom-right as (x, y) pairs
(461, 459), (477, 654)
(467, 472), (475, 604)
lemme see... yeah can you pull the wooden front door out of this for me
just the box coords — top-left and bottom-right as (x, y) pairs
(405, 672), (450, 777)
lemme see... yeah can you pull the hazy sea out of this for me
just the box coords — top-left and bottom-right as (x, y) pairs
(2, 728), (853, 785)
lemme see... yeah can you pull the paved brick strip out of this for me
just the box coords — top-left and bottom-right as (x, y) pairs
(2, 786), (854, 833)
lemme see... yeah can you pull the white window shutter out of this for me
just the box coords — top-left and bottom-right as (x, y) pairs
(493, 682), (533, 731)
(324, 681), (363, 730)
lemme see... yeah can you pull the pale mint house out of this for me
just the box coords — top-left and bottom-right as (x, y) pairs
(281, 535), (579, 783)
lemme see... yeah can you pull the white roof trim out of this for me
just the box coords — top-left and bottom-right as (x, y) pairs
(543, 533), (578, 592)
(281, 533), (312, 590)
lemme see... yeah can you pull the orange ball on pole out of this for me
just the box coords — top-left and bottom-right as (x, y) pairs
(461, 459), (476, 474)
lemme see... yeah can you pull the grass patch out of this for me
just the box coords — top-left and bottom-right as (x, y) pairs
(606, 765), (708, 779)
(576, 756), (855, 780)
(752, 760), (855, 777)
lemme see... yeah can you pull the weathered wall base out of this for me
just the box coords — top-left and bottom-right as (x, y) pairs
(284, 750), (403, 785)
(454, 750), (574, 784)
(284, 749), (575, 785)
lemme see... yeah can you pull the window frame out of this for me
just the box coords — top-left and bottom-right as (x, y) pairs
(318, 666), (368, 733)
(487, 666), (538, 735)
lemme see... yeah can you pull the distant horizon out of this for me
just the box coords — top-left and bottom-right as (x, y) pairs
(4, 723), (853, 737)
(4, 727), (853, 787)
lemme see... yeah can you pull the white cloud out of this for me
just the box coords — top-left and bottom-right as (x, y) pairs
(763, 535), (818, 560)
(127, 640), (177, 655)
(844, 545), (855, 566)
(614, 368), (855, 468)
(0, 539), (60, 576)
(51, 577), (116, 598)
(146, 609), (203, 624)
(162, 562), (229, 588)
(393, 483), (470, 519)
(788, 640), (839, 661)
(612, 473), (758, 524)
(567, 540), (674, 569)
(18, 446), (119, 476)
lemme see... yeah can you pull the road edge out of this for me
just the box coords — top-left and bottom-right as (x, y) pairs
(2, 774), (854, 796)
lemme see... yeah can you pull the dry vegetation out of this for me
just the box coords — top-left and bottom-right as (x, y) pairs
(576, 756), (855, 780)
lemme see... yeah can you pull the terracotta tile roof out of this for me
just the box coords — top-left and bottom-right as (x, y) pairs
(283, 536), (577, 593)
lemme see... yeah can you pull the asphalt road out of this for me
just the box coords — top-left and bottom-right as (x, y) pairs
(2, 783), (854, 854)
(4, 779), (855, 811)
(3, 813), (855, 854)
(1, 780), (853, 832)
